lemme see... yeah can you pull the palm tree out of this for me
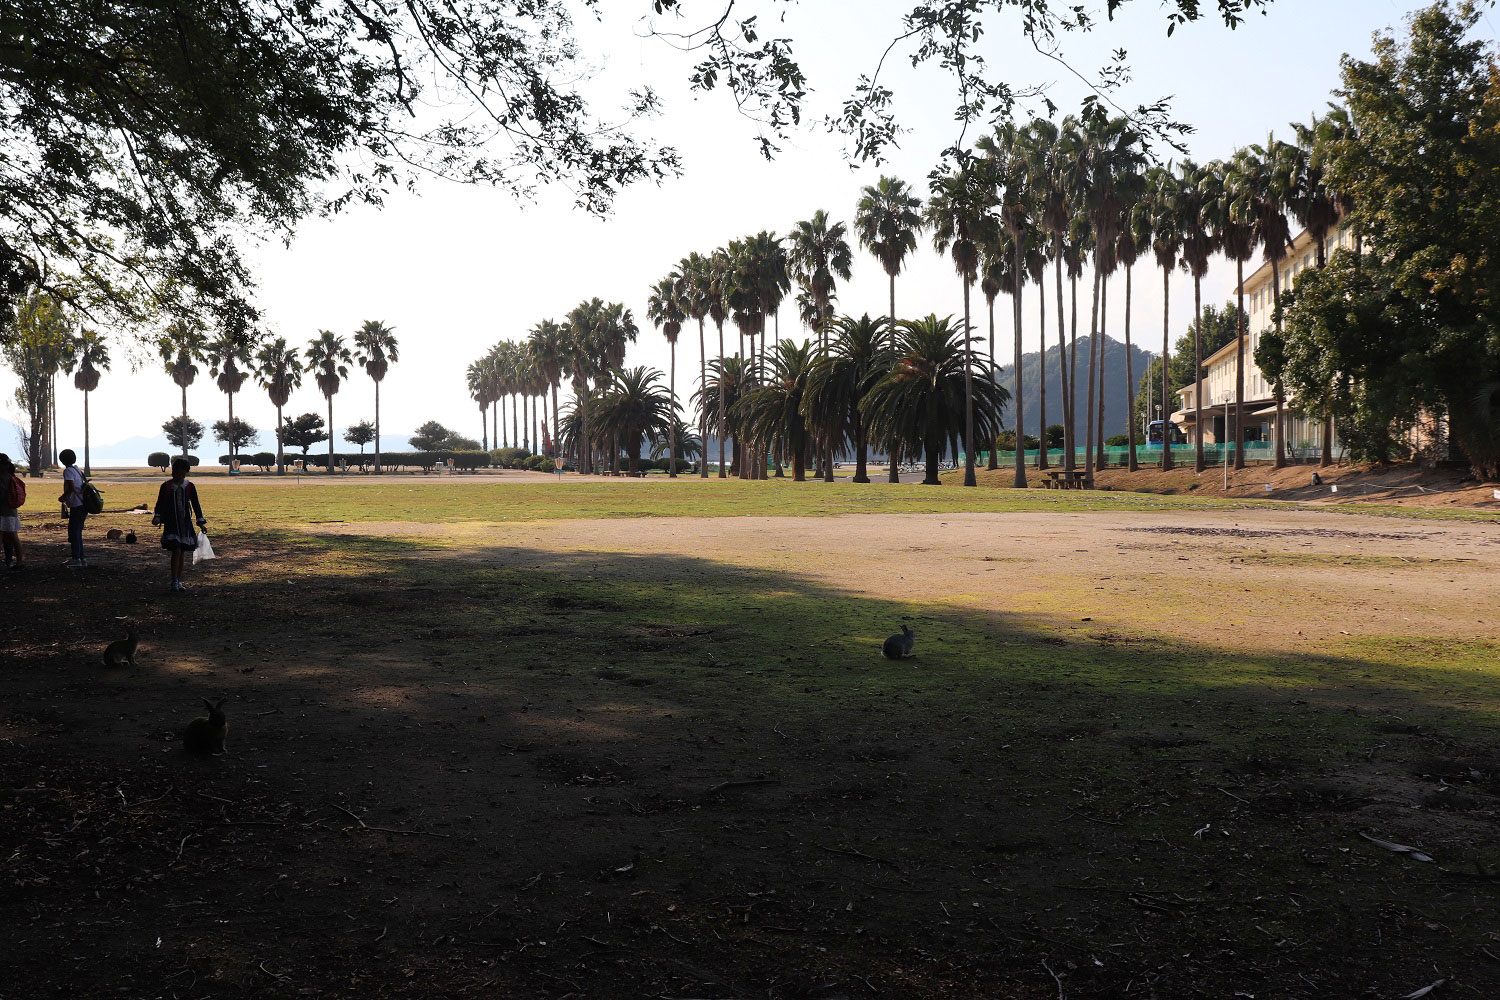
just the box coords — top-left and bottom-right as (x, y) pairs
(254, 337), (302, 474)
(978, 243), (1011, 472)
(353, 320), (399, 473)
(1247, 136), (1298, 468)
(804, 315), (892, 483)
(787, 211), (853, 482)
(157, 318), (209, 461)
(306, 330), (353, 474)
(1025, 116), (1082, 471)
(650, 418), (702, 471)
(706, 249), (733, 476)
(64, 329), (110, 476)
(1290, 113), (1347, 468)
(862, 315), (1010, 485)
(927, 167), (997, 487)
(738, 339), (816, 481)
(467, 357), (493, 450)
(1177, 159), (1221, 473)
(592, 367), (673, 476)
(694, 355), (751, 478)
(1078, 115), (1148, 486)
(528, 320), (566, 457)
(562, 300), (609, 473)
(1146, 165), (1183, 470)
(1213, 151), (1262, 471)
(1118, 192), (1153, 472)
(675, 253), (714, 478)
(981, 123), (1034, 488)
(648, 274), (687, 476)
(209, 325), (259, 465)
(854, 176), (925, 483)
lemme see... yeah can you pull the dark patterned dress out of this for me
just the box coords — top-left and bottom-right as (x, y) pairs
(155, 480), (205, 551)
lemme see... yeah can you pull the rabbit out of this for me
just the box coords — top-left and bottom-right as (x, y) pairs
(106, 528), (123, 541)
(182, 698), (228, 755)
(125, 531), (138, 544)
(102, 624), (139, 667)
(882, 624), (916, 660)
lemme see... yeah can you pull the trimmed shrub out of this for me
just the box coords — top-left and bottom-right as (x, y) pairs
(147, 451), (170, 471)
(451, 450), (490, 471)
(185, 455), (200, 467)
(1105, 434), (1129, 447)
(251, 452), (277, 470)
(490, 447), (531, 469)
(525, 454), (550, 471)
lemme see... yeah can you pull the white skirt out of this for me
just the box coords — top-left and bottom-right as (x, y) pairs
(0, 515), (19, 532)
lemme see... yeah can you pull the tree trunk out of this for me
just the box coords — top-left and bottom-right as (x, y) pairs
(1037, 278), (1048, 470)
(888, 273), (901, 484)
(669, 340), (678, 478)
(1083, 268), (1101, 489)
(481, 404), (488, 452)
(227, 388), (235, 462)
(793, 437), (805, 481)
(987, 294), (999, 472)
(1321, 412), (1335, 467)
(924, 441), (941, 486)
(853, 412), (868, 483)
(181, 385), (188, 461)
(276, 405), (284, 475)
(580, 393), (590, 475)
(1125, 263), (1139, 472)
(1194, 275), (1206, 473)
(1095, 275), (1108, 474)
(962, 278), (977, 487)
(375, 379), (383, 474)
(82, 390), (91, 477)
(1233, 257), (1246, 470)
(1013, 242), (1026, 489)
(1272, 260), (1286, 469)
(716, 318), (727, 479)
(1161, 264), (1174, 471)
(551, 383), (560, 458)
(513, 394), (519, 453)
(1067, 268), (1079, 472)
(327, 394), (334, 474)
(697, 318), (709, 478)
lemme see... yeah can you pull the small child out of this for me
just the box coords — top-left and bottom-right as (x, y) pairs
(58, 449), (86, 568)
(152, 458), (208, 591)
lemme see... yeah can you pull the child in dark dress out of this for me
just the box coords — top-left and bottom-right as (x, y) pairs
(152, 458), (207, 591)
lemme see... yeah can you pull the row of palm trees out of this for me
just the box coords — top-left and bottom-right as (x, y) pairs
(473, 102), (1354, 487)
(157, 319), (399, 474)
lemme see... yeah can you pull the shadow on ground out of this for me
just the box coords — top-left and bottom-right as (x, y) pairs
(2, 526), (1497, 999)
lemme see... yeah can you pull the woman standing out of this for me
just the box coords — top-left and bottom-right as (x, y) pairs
(0, 454), (22, 570)
(152, 457), (207, 591)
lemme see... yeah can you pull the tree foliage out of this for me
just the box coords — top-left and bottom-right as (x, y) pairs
(212, 417), (258, 451)
(280, 412), (328, 457)
(1268, 1), (1500, 477)
(163, 415), (205, 453)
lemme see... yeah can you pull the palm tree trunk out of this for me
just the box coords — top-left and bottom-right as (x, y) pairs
(276, 405), (284, 475)
(327, 394), (335, 474)
(1125, 263), (1139, 472)
(987, 295), (999, 473)
(1083, 268), (1101, 489)
(1272, 260), (1286, 469)
(1095, 275), (1108, 474)
(888, 273), (902, 484)
(551, 383), (560, 458)
(83, 390), (91, 477)
(1161, 265), (1174, 471)
(962, 278), (977, 488)
(1234, 257), (1247, 470)
(580, 392), (590, 475)
(181, 385), (188, 461)
(715, 318), (726, 479)
(1055, 251), (1070, 473)
(793, 436), (805, 481)
(669, 340), (678, 478)
(1068, 270), (1080, 472)
(853, 412), (868, 483)
(1013, 244), (1026, 489)
(697, 318), (709, 478)
(375, 379), (383, 474)
(481, 404), (488, 451)
(1194, 275), (1206, 473)
(513, 394), (520, 453)
(924, 438), (940, 486)
(227, 387), (235, 463)
(1037, 280), (1048, 470)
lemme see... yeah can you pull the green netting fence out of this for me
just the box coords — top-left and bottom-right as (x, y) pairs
(972, 443), (1283, 466)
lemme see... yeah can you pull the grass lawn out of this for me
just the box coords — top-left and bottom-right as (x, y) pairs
(3, 478), (1498, 998)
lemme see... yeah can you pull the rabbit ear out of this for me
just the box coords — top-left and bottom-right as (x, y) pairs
(201, 697), (215, 710)
(214, 699), (226, 710)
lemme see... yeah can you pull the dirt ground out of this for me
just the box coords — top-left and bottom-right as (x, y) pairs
(4, 499), (1500, 998)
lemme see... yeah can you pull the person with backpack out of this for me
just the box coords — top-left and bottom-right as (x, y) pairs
(0, 453), (23, 570)
(152, 457), (207, 591)
(58, 448), (90, 568)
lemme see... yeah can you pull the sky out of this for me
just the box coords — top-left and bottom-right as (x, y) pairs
(3, 0), (1482, 461)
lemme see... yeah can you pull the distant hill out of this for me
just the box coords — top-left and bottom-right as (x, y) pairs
(993, 334), (1151, 440)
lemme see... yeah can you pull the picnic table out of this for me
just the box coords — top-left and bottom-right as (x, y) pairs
(1044, 469), (1088, 490)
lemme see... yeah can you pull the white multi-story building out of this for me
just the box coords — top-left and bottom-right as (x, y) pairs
(1170, 223), (1356, 457)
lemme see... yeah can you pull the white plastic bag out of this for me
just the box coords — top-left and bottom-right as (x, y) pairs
(193, 530), (217, 564)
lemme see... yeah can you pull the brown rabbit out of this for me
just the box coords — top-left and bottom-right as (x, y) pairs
(881, 624), (916, 660)
(182, 698), (228, 755)
(102, 624), (139, 667)
(106, 528), (123, 541)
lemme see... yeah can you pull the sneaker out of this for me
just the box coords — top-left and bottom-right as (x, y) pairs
(63, 559), (82, 569)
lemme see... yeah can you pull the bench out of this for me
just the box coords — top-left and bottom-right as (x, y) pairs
(1044, 469), (1088, 490)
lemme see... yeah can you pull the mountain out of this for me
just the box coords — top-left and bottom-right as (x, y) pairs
(1, 417), (21, 456)
(993, 334), (1151, 441)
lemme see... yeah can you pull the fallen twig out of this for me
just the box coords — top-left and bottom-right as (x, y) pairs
(1215, 786), (1250, 805)
(1042, 957), (1065, 1000)
(331, 802), (450, 839)
(819, 844), (900, 871)
(176, 833), (196, 862)
(704, 778), (780, 796)
(1066, 808), (1123, 827)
